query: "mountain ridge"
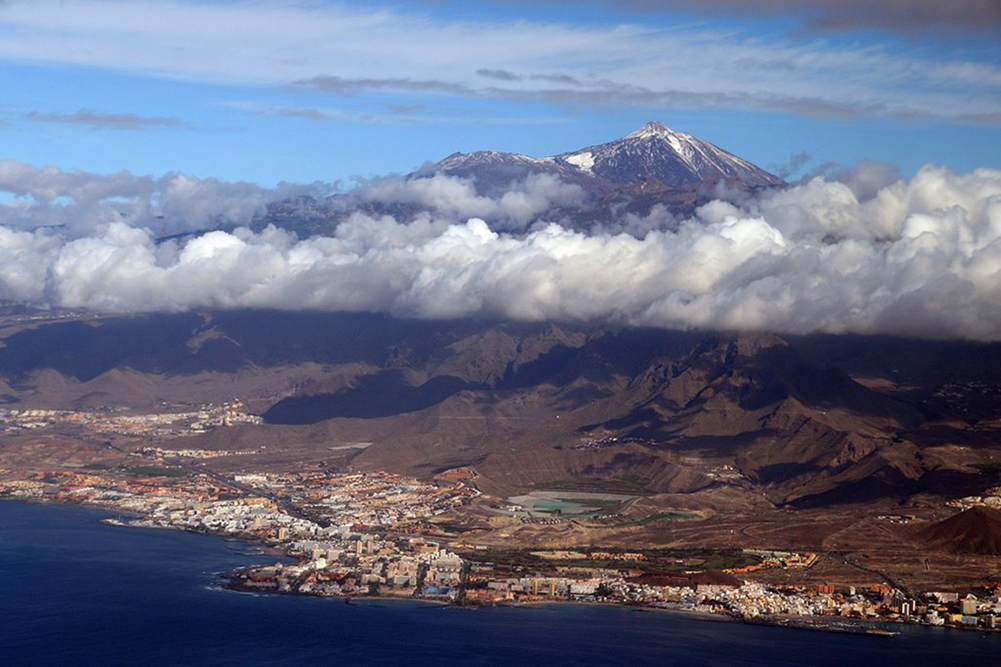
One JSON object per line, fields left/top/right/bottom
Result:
{"left": 252, "top": 121, "right": 783, "bottom": 237}
{"left": 2, "top": 310, "right": 999, "bottom": 513}
{"left": 433, "top": 120, "right": 782, "bottom": 194}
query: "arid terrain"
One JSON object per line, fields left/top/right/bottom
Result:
{"left": 2, "top": 308, "right": 1000, "bottom": 592}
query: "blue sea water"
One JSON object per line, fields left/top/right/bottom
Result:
{"left": 1, "top": 501, "right": 998, "bottom": 666}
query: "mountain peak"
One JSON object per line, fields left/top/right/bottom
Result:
{"left": 553, "top": 122, "right": 782, "bottom": 188}
{"left": 624, "top": 121, "right": 677, "bottom": 140}
{"left": 432, "top": 121, "right": 783, "bottom": 195}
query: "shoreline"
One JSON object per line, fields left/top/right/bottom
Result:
{"left": 4, "top": 496, "right": 998, "bottom": 638}
{"left": 222, "top": 584, "right": 453, "bottom": 608}
{"left": 5, "top": 495, "right": 998, "bottom": 666}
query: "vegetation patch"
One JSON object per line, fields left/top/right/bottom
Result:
{"left": 533, "top": 476, "right": 655, "bottom": 496}
{"left": 460, "top": 547, "right": 759, "bottom": 574}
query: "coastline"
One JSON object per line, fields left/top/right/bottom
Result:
{"left": 3, "top": 496, "right": 997, "bottom": 638}
{"left": 6, "top": 498, "right": 998, "bottom": 667}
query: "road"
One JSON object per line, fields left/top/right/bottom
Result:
{"left": 94, "top": 437, "right": 331, "bottom": 528}
{"left": 828, "top": 550, "right": 910, "bottom": 596}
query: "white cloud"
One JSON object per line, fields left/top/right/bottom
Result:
{"left": 355, "top": 173, "right": 583, "bottom": 226}
{"left": 0, "top": 159, "right": 328, "bottom": 236}
{"left": 0, "top": 161, "right": 999, "bottom": 341}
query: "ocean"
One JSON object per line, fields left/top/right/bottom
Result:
{"left": 0, "top": 501, "right": 996, "bottom": 666}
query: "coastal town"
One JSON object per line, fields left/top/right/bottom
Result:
{"left": 2, "top": 460, "right": 1000, "bottom": 636}
{"left": 0, "top": 402, "right": 262, "bottom": 438}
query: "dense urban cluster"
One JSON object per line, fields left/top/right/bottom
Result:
{"left": 0, "top": 465, "right": 478, "bottom": 598}
{"left": 0, "top": 401, "right": 261, "bottom": 437}
{"left": 463, "top": 576, "right": 1001, "bottom": 633}
{"left": 1, "top": 463, "right": 999, "bottom": 635}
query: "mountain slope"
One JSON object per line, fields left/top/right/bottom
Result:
{"left": 436, "top": 120, "right": 782, "bottom": 194}
{"left": 916, "top": 507, "right": 1001, "bottom": 555}
{"left": 2, "top": 310, "right": 998, "bottom": 509}
{"left": 253, "top": 122, "right": 783, "bottom": 235}
{"left": 557, "top": 121, "right": 781, "bottom": 188}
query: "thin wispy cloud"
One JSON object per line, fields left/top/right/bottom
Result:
{"left": 484, "top": 86, "right": 894, "bottom": 121}
{"left": 476, "top": 69, "right": 521, "bottom": 82}
{"left": 291, "top": 75, "right": 474, "bottom": 97}
{"left": 0, "top": 0, "right": 995, "bottom": 125}
{"left": 21, "top": 109, "right": 191, "bottom": 131}
{"left": 290, "top": 73, "right": 991, "bottom": 124}
{"left": 228, "top": 103, "right": 332, "bottom": 122}
{"left": 226, "top": 101, "right": 566, "bottom": 126}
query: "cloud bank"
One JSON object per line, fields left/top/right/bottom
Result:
{"left": 351, "top": 173, "right": 584, "bottom": 227}
{"left": 0, "top": 159, "right": 330, "bottom": 237}
{"left": 1, "top": 159, "right": 1000, "bottom": 341}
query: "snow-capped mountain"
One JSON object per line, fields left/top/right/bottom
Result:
{"left": 435, "top": 150, "right": 557, "bottom": 174}
{"left": 554, "top": 121, "right": 781, "bottom": 188}
{"left": 434, "top": 121, "right": 782, "bottom": 193}
{"left": 432, "top": 150, "right": 594, "bottom": 196}
{"left": 255, "top": 122, "right": 783, "bottom": 236}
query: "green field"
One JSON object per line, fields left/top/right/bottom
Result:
{"left": 532, "top": 476, "right": 655, "bottom": 496}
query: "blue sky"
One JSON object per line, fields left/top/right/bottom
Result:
{"left": 0, "top": 0, "right": 998, "bottom": 187}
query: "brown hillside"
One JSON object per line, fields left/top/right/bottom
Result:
{"left": 916, "top": 506, "right": 1001, "bottom": 555}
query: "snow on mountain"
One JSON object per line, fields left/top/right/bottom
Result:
{"left": 436, "top": 150, "right": 556, "bottom": 172}
{"left": 563, "top": 151, "right": 595, "bottom": 173}
{"left": 257, "top": 123, "right": 783, "bottom": 236}
{"left": 553, "top": 121, "right": 782, "bottom": 188}
{"left": 435, "top": 121, "right": 782, "bottom": 192}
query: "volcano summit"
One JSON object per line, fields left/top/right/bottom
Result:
{"left": 439, "top": 121, "right": 782, "bottom": 192}
{"left": 434, "top": 120, "right": 781, "bottom": 197}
